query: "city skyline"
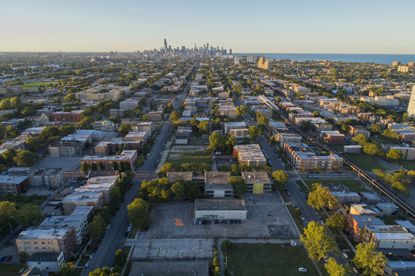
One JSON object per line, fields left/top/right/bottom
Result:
{"left": 1, "top": 0, "right": 415, "bottom": 53}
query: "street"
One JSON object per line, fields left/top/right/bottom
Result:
{"left": 82, "top": 66, "right": 195, "bottom": 275}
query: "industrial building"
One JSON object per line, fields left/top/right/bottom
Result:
{"left": 194, "top": 198, "right": 247, "bottom": 223}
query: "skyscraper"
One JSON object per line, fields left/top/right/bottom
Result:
{"left": 408, "top": 85, "right": 415, "bottom": 117}
{"left": 163, "top": 38, "right": 168, "bottom": 50}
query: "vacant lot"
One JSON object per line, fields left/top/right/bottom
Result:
{"left": 167, "top": 145, "right": 211, "bottom": 170}
{"left": 141, "top": 194, "right": 298, "bottom": 239}
{"left": 223, "top": 243, "right": 318, "bottom": 276}
{"left": 34, "top": 157, "right": 81, "bottom": 171}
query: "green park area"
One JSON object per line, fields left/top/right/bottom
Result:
{"left": 222, "top": 243, "right": 318, "bottom": 276}
{"left": 167, "top": 150, "right": 211, "bottom": 171}
{"left": 345, "top": 154, "right": 384, "bottom": 171}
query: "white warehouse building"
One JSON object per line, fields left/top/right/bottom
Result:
{"left": 194, "top": 199, "right": 247, "bottom": 224}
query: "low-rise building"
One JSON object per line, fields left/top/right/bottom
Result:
{"left": 241, "top": 171, "right": 271, "bottom": 194}
{"left": 62, "top": 191, "right": 104, "bottom": 215}
{"left": 0, "top": 175, "right": 29, "bottom": 194}
{"left": 27, "top": 252, "right": 65, "bottom": 273}
{"left": 50, "top": 110, "right": 84, "bottom": 122}
{"left": 194, "top": 199, "right": 247, "bottom": 223}
{"left": 364, "top": 225, "right": 415, "bottom": 250}
{"left": 233, "top": 144, "right": 267, "bottom": 167}
{"left": 81, "top": 150, "right": 137, "bottom": 171}
{"left": 48, "top": 141, "right": 82, "bottom": 157}
{"left": 204, "top": 171, "right": 233, "bottom": 198}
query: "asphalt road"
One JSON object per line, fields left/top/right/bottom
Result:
{"left": 82, "top": 67, "right": 195, "bottom": 275}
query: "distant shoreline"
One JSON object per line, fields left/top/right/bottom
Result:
{"left": 234, "top": 53, "right": 415, "bottom": 65}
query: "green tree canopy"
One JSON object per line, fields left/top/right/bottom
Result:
{"left": 271, "top": 170, "right": 288, "bottom": 190}
{"left": 301, "top": 221, "right": 335, "bottom": 261}
{"left": 307, "top": 183, "right": 338, "bottom": 210}
{"left": 325, "top": 257, "right": 346, "bottom": 276}
{"left": 353, "top": 242, "right": 386, "bottom": 276}
{"left": 127, "top": 198, "right": 150, "bottom": 229}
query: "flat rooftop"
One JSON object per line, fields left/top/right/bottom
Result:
{"left": 195, "top": 198, "right": 247, "bottom": 211}
{"left": 131, "top": 238, "right": 214, "bottom": 260}
{"left": 129, "top": 261, "right": 209, "bottom": 276}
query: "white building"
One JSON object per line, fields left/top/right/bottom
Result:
{"left": 194, "top": 199, "right": 247, "bottom": 223}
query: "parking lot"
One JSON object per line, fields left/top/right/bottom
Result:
{"left": 141, "top": 194, "right": 298, "bottom": 239}
{"left": 34, "top": 157, "right": 81, "bottom": 171}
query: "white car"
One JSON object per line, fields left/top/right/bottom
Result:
{"left": 298, "top": 267, "right": 307, "bottom": 273}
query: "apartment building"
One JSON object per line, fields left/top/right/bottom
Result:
{"left": 81, "top": 150, "right": 138, "bottom": 171}
{"left": 0, "top": 175, "right": 30, "bottom": 194}
{"left": 16, "top": 227, "right": 77, "bottom": 259}
{"left": 283, "top": 142, "right": 343, "bottom": 171}
{"left": 48, "top": 141, "right": 82, "bottom": 157}
{"left": 40, "top": 206, "right": 93, "bottom": 245}
{"left": 233, "top": 144, "right": 267, "bottom": 167}
{"left": 50, "top": 110, "right": 84, "bottom": 122}
{"left": 62, "top": 190, "right": 104, "bottom": 215}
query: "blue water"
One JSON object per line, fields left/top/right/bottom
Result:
{"left": 236, "top": 53, "right": 415, "bottom": 65}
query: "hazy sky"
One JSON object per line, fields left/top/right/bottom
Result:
{"left": 1, "top": 0, "right": 415, "bottom": 53}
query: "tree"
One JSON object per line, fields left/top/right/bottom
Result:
{"left": 352, "top": 133, "right": 368, "bottom": 146}
{"left": 370, "top": 124, "right": 382, "bottom": 134}
{"left": 362, "top": 142, "right": 382, "bottom": 156}
{"left": 61, "top": 262, "right": 77, "bottom": 276}
{"left": 88, "top": 215, "right": 106, "bottom": 241}
{"left": 89, "top": 267, "right": 120, "bottom": 276}
{"left": 81, "top": 163, "right": 90, "bottom": 173}
{"left": 325, "top": 257, "right": 346, "bottom": 276}
{"left": 236, "top": 105, "right": 248, "bottom": 116}
{"left": 159, "top": 162, "right": 172, "bottom": 175}
{"left": 197, "top": 120, "right": 209, "bottom": 133}
{"left": 169, "top": 111, "right": 180, "bottom": 124}
{"left": 0, "top": 201, "right": 17, "bottom": 226}
{"left": 114, "top": 249, "right": 126, "bottom": 270}
{"left": 255, "top": 111, "right": 269, "bottom": 126}
{"left": 272, "top": 170, "right": 288, "bottom": 191}
{"left": 325, "top": 213, "right": 346, "bottom": 230}
{"left": 118, "top": 123, "right": 132, "bottom": 136}
{"left": 63, "top": 93, "right": 77, "bottom": 103}
{"left": 13, "top": 150, "right": 37, "bottom": 167}
{"left": 353, "top": 242, "right": 386, "bottom": 276}
{"left": 307, "top": 183, "right": 338, "bottom": 211}
{"left": 248, "top": 125, "right": 261, "bottom": 140}
{"left": 16, "top": 204, "right": 43, "bottom": 227}
{"left": 386, "top": 148, "right": 402, "bottom": 160}
{"left": 109, "top": 186, "right": 122, "bottom": 210}
{"left": 229, "top": 176, "right": 246, "bottom": 196}
{"left": 301, "top": 221, "right": 335, "bottom": 261}
{"left": 127, "top": 198, "right": 150, "bottom": 229}
{"left": 76, "top": 115, "right": 93, "bottom": 129}
{"left": 171, "top": 181, "right": 187, "bottom": 200}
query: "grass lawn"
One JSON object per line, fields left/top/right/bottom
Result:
{"left": 345, "top": 154, "right": 383, "bottom": 171}
{"left": 0, "top": 263, "right": 24, "bottom": 273}
{"left": 303, "top": 179, "right": 368, "bottom": 192}
{"left": 167, "top": 151, "right": 211, "bottom": 168}
{"left": 223, "top": 243, "right": 318, "bottom": 276}
{"left": 22, "top": 81, "right": 56, "bottom": 88}
{"left": 396, "top": 160, "right": 415, "bottom": 170}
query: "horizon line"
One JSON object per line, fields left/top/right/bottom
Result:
{"left": 0, "top": 51, "right": 414, "bottom": 56}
